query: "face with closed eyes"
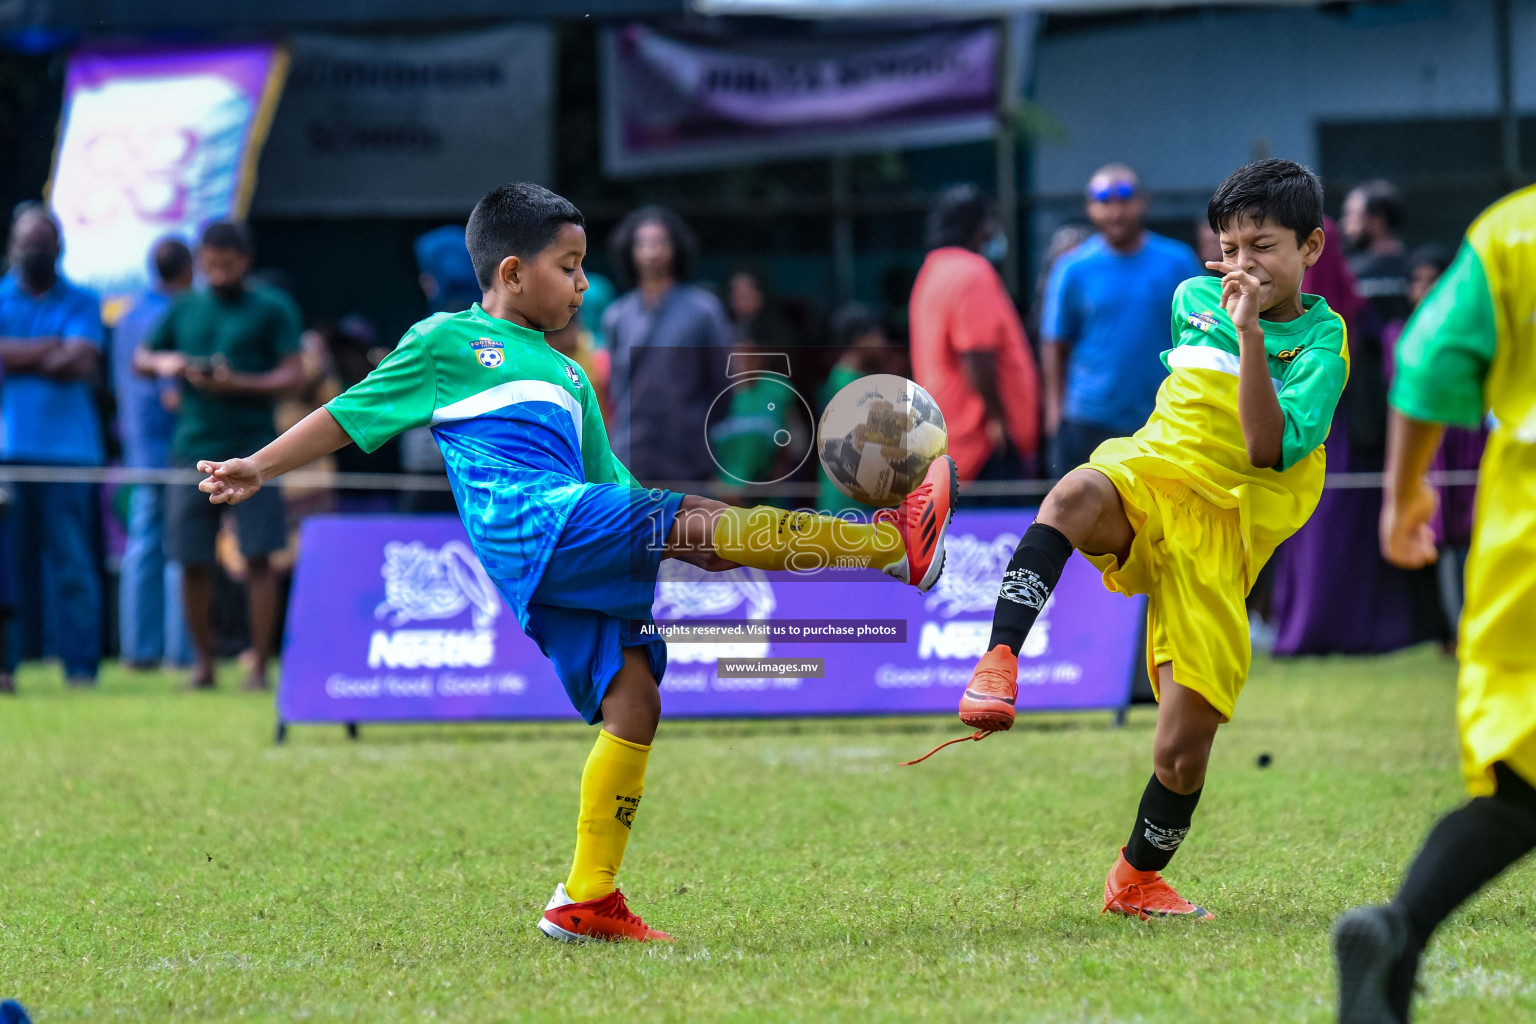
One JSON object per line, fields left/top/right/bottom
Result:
{"left": 1216, "top": 215, "right": 1325, "bottom": 316}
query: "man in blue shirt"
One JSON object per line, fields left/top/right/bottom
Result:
{"left": 0, "top": 203, "right": 104, "bottom": 687}
{"left": 112, "top": 237, "right": 195, "bottom": 670}
{"left": 1040, "top": 164, "right": 1203, "bottom": 476}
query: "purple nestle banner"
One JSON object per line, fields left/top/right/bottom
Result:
{"left": 278, "top": 512, "right": 1141, "bottom": 725}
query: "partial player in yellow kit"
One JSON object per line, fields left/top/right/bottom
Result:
{"left": 1334, "top": 184, "right": 1536, "bottom": 1024}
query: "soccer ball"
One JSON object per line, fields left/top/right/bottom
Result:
{"left": 817, "top": 374, "right": 948, "bottom": 508}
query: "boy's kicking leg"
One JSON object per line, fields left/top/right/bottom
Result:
{"left": 535, "top": 455, "right": 955, "bottom": 945}
{"left": 960, "top": 467, "right": 1223, "bottom": 919}
{"left": 959, "top": 468, "right": 1133, "bottom": 730}
{"left": 1103, "top": 665, "right": 1220, "bottom": 920}
{"left": 540, "top": 646, "right": 673, "bottom": 943}
{"left": 666, "top": 454, "right": 958, "bottom": 589}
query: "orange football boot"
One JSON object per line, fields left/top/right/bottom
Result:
{"left": 959, "top": 644, "right": 1019, "bottom": 732}
{"left": 878, "top": 454, "right": 958, "bottom": 593}
{"left": 1102, "top": 848, "right": 1214, "bottom": 920}
{"left": 538, "top": 884, "right": 674, "bottom": 943}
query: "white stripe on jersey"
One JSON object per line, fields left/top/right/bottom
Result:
{"left": 1167, "top": 344, "right": 1283, "bottom": 392}
{"left": 431, "top": 380, "right": 583, "bottom": 449}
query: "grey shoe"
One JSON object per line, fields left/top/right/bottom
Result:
{"left": 1334, "top": 904, "right": 1410, "bottom": 1024}
{"left": 64, "top": 675, "right": 97, "bottom": 689}
{"left": 0, "top": 674, "right": 13, "bottom": 695}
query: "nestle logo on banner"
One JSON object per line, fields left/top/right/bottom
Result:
{"left": 370, "top": 541, "right": 502, "bottom": 669}
{"left": 652, "top": 563, "right": 777, "bottom": 664}
{"left": 918, "top": 533, "right": 1053, "bottom": 660}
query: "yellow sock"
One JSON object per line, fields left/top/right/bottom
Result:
{"left": 565, "top": 729, "right": 650, "bottom": 903}
{"left": 712, "top": 505, "right": 903, "bottom": 573}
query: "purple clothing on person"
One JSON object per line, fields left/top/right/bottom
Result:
{"left": 1431, "top": 426, "right": 1486, "bottom": 548}
{"left": 1270, "top": 399, "right": 1423, "bottom": 655}
{"left": 1270, "top": 222, "right": 1443, "bottom": 656}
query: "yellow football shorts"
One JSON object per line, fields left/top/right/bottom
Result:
{"left": 1452, "top": 433, "right": 1536, "bottom": 796}
{"left": 1460, "top": 663, "right": 1536, "bottom": 797}
{"left": 1079, "top": 455, "right": 1250, "bottom": 722}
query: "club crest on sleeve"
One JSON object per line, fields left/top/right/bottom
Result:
{"left": 563, "top": 363, "right": 583, "bottom": 388}
{"left": 1188, "top": 311, "right": 1218, "bottom": 333}
{"left": 471, "top": 337, "right": 504, "bottom": 369}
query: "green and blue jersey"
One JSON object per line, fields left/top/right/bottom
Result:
{"left": 325, "top": 304, "right": 639, "bottom": 623}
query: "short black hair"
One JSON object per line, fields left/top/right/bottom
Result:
{"left": 1354, "top": 179, "right": 1405, "bottom": 234}
{"left": 607, "top": 205, "right": 698, "bottom": 288}
{"left": 1207, "top": 159, "right": 1324, "bottom": 247}
{"left": 201, "top": 220, "right": 253, "bottom": 255}
{"left": 926, "top": 184, "right": 994, "bottom": 251}
{"left": 151, "top": 236, "right": 192, "bottom": 284}
{"left": 466, "top": 182, "right": 585, "bottom": 291}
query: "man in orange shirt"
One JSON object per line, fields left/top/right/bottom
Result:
{"left": 909, "top": 185, "right": 1040, "bottom": 486}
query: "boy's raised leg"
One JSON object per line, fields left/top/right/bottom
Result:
{"left": 1103, "top": 667, "right": 1220, "bottom": 920}
{"left": 540, "top": 648, "right": 673, "bottom": 943}
{"left": 667, "top": 455, "right": 958, "bottom": 592}
{"left": 961, "top": 468, "right": 1134, "bottom": 731}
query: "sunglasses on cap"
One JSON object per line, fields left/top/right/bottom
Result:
{"left": 1088, "top": 181, "right": 1137, "bottom": 202}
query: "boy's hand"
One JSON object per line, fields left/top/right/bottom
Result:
{"left": 197, "top": 458, "right": 264, "bottom": 506}
{"left": 1380, "top": 479, "right": 1439, "bottom": 568}
{"left": 1205, "top": 261, "right": 1263, "bottom": 335}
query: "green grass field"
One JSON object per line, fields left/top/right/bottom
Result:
{"left": 4, "top": 647, "right": 1534, "bottom": 1023}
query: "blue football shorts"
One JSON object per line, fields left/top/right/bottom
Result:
{"left": 523, "top": 484, "right": 684, "bottom": 724}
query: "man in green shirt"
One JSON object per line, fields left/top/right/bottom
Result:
{"left": 136, "top": 221, "right": 304, "bottom": 691}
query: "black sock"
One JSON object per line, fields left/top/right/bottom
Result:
{"left": 987, "top": 523, "right": 1074, "bottom": 656}
{"left": 1124, "top": 773, "right": 1202, "bottom": 872}
{"left": 1388, "top": 762, "right": 1536, "bottom": 1017}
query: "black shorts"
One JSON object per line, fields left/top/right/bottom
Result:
{"left": 163, "top": 480, "right": 287, "bottom": 565}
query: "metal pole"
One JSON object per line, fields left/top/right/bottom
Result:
{"left": 831, "top": 152, "right": 855, "bottom": 305}
{"left": 995, "top": 17, "right": 1021, "bottom": 296}
{"left": 1496, "top": 0, "right": 1520, "bottom": 184}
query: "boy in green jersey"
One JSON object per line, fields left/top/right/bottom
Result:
{"left": 193, "top": 183, "right": 958, "bottom": 943}
{"left": 953, "top": 160, "right": 1348, "bottom": 919}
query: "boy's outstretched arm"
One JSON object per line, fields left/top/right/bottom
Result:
{"left": 1208, "top": 260, "right": 1283, "bottom": 468}
{"left": 198, "top": 408, "right": 352, "bottom": 506}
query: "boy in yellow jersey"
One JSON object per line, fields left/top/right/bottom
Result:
{"left": 192, "top": 183, "right": 958, "bottom": 943}
{"left": 1333, "top": 185, "right": 1536, "bottom": 1023}
{"left": 957, "top": 160, "right": 1348, "bottom": 918}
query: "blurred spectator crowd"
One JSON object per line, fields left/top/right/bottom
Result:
{"left": 0, "top": 168, "right": 1479, "bottom": 691}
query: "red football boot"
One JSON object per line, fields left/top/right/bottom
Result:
{"left": 538, "top": 884, "right": 674, "bottom": 943}
{"left": 878, "top": 454, "right": 958, "bottom": 593}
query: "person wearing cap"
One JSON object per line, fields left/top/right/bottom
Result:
{"left": 1040, "top": 164, "right": 1203, "bottom": 476}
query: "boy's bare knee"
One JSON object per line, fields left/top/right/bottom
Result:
{"left": 601, "top": 649, "right": 662, "bottom": 745}
{"left": 1045, "top": 469, "right": 1112, "bottom": 515}
{"left": 1153, "top": 737, "right": 1211, "bottom": 794}
{"left": 1039, "top": 469, "right": 1116, "bottom": 542}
